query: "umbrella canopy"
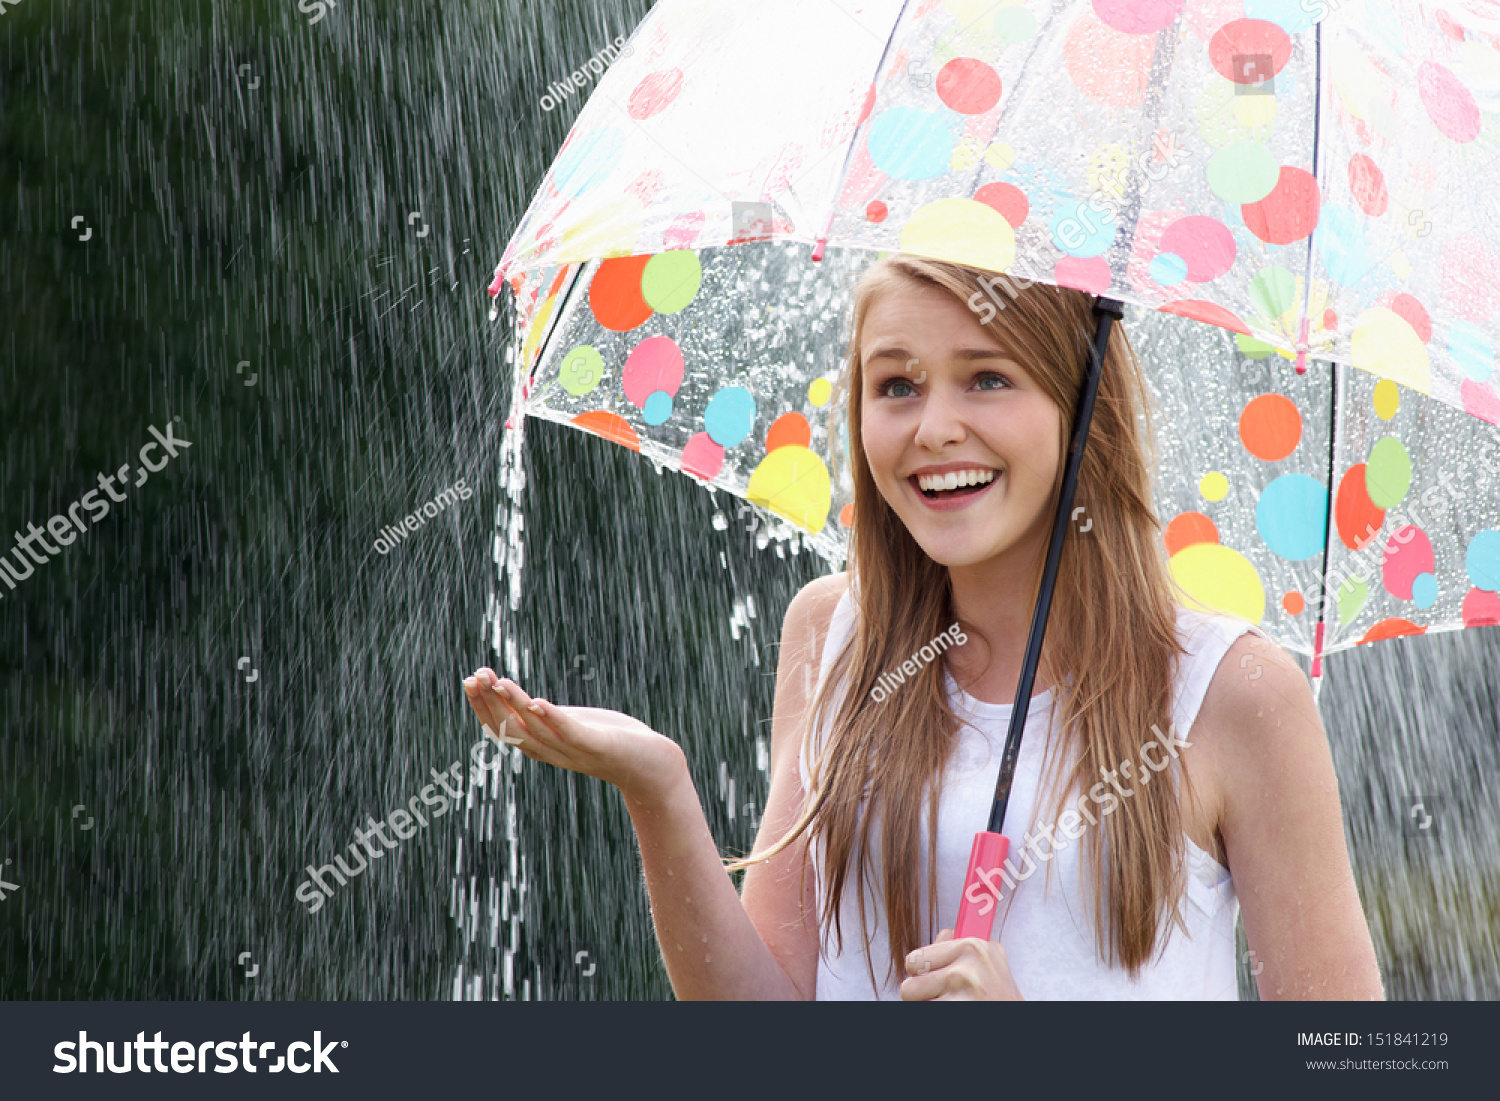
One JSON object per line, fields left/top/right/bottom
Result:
{"left": 496, "top": 0, "right": 1500, "bottom": 421}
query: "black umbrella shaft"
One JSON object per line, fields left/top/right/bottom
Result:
{"left": 986, "top": 297, "right": 1124, "bottom": 835}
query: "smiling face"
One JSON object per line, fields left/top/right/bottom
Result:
{"left": 858, "top": 281, "right": 1066, "bottom": 571}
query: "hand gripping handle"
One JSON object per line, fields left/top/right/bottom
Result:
{"left": 954, "top": 830, "right": 1010, "bottom": 941}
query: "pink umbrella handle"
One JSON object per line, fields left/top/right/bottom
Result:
{"left": 955, "top": 831, "right": 1010, "bottom": 941}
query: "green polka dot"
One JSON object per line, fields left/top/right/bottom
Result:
{"left": 1206, "top": 141, "right": 1279, "bottom": 204}
{"left": 1337, "top": 575, "right": 1368, "bottom": 626}
{"left": 1366, "top": 436, "right": 1412, "bottom": 509}
{"left": 1236, "top": 333, "right": 1276, "bottom": 358}
{"left": 1250, "top": 266, "right": 1297, "bottom": 320}
{"left": 559, "top": 345, "right": 604, "bottom": 397}
{"left": 641, "top": 251, "right": 702, "bottom": 314}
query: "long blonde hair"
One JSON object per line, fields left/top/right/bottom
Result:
{"left": 727, "top": 255, "right": 1189, "bottom": 986}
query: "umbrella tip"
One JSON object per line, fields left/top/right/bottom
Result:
{"left": 1294, "top": 347, "right": 1308, "bottom": 374}
{"left": 811, "top": 238, "right": 827, "bottom": 262}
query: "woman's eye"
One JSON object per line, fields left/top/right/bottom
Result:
{"left": 976, "top": 372, "right": 1010, "bottom": 390}
{"left": 878, "top": 378, "right": 915, "bottom": 398}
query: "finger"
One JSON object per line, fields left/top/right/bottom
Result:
{"left": 935, "top": 928, "right": 954, "bottom": 943}
{"left": 904, "top": 939, "right": 966, "bottom": 976}
{"left": 486, "top": 677, "right": 569, "bottom": 753}
{"left": 899, "top": 966, "right": 954, "bottom": 1002}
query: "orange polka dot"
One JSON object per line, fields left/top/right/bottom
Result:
{"left": 766, "top": 412, "right": 812, "bottom": 453}
{"left": 838, "top": 503, "right": 854, "bottom": 527}
{"left": 589, "top": 256, "right": 653, "bottom": 331}
{"left": 1239, "top": 393, "right": 1302, "bottom": 462}
{"left": 570, "top": 410, "right": 640, "bottom": 451}
{"left": 1163, "top": 511, "right": 1219, "bottom": 557}
{"left": 1282, "top": 591, "right": 1305, "bottom": 615}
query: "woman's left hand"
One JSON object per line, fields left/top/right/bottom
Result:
{"left": 899, "top": 929, "right": 1025, "bottom": 1001}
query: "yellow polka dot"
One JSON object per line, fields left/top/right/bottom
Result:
{"left": 1373, "top": 379, "right": 1399, "bottom": 420}
{"left": 1351, "top": 308, "right": 1431, "bottom": 394}
{"left": 950, "top": 138, "right": 983, "bottom": 173}
{"left": 1233, "top": 93, "right": 1277, "bottom": 129}
{"left": 900, "top": 198, "right": 1015, "bottom": 275}
{"left": 1199, "top": 471, "right": 1229, "bottom": 501}
{"left": 747, "top": 446, "right": 832, "bottom": 536}
{"left": 1169, "top": 544, "right": 1266, "bottom": 625}
{"left": 808, "top": 378, "right": 833, "bottom": 407}
{"left": 984, "top": 142, "right": 1017, "bottom": 173}
{"left": 1388, "top": 250, "right": 1412, "bottom": 281}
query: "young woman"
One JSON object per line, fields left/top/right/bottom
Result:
{"left": 462, "top": 255, "right": 1384, "bottom": 1001}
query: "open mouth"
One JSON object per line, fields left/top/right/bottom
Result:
{"left": 908, "top": 470, "right": 999, "bottom": 502}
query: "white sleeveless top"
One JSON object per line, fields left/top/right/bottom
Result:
{"left": 798, "top": 587, "right": 1271, "bottom": 1000}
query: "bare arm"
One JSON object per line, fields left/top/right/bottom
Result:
{"left": 462, "top": 572, "right": 845, "bottom": 1000}
{"left": 1198, "top": 634, "right": 1385, "bottom": 1000}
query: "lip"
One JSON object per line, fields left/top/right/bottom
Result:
{"left": 908, "top": 471, "right": 999, "bottom": 512}
{"left": 908, "top": 461, "right": 1000, "bottom": 477}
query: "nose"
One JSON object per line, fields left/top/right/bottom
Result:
{"left": 912, "top": 385, "right": 967, "bottom": 453}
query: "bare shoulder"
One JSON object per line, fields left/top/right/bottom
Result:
{"left": 1196, "top": 629, "right": 1323, "bottom": 764}
{"left": 780, "top": 571, "right": 849, "bottom": 656}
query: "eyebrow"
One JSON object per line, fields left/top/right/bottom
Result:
{"left": 863, "top": 346, "right": 1016, "bottom": 366}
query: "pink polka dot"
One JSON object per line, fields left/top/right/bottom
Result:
{"left": 1388, "top": 293, "right": 1432, "bottom": 343}
{"left": 937, "top": 58, "right": 1002, "bottom": 114}
{"left": 1382, "top": 526, "right": 1434, "bottom": 601}
{"left": 681, "top": 432, "right": 725, "bottom": 481}
{"left": 1441, "top": 237, "right": 1500, "bottom": 323}
{"left": 623, "top": 336, "right": 685, "bottom": 409}
{"left": 1462, "top": 587, "right": 1500, "bottom": 628}
{"left": 1418, "top": 61, "right": 1481, "bottom": 143}
{"left": 1054, "top": 255, "right": 1112, "bottom": 294}
{"left": 973, "top": 182, "right": 1028, "bottom": 227}
{"left": 1347, "top": 154, "right": 1388, "bottom": 217}
{"left": 663, "top": 211, "right": 704, "bottom": 250}
{"left": 866, "top": 200, "right": 889, "bottom": 223}
{"left": 1091, "top": 0, "right": 1183, "bottom": 35}
{"left": 1242, "top": 167, "right": 1321, "bottom": 245}
{"left": 1065, "top": 13, "right": 1154, "bottom": 108}
{"left": 628, "top": 69, "right": 684, "bottom": 120}
{"left": 1461, "top": 379, "right": 1500, "bottom": 424}
{"left": 626, "top": 170, "right": 664, "bottom": 205}
{"left": 1157, "top": 216, "right": 1236, "bottom": 283}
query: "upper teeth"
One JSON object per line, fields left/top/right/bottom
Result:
{"left": 917, "top": 469, "right": 996, "bottom": 492}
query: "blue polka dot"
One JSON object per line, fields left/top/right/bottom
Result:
{"left": 1312, "top": 204, "right": 1370, "bottom": 288}
{"left": 1149, "top": 252, "right": 1188, "bottom": 287}
{"left": 1255, "top": 474, "right": 1328, "bottom": 561}
{"left": 1448, "top": 321, "right": 1494, "bottom": 382}
{"left": 643, "top": 390, "right": 673, "bottom": 426}
{"left": 1243, "top": 0, "right": 1321, "bottom": 34}
{"left": 704, "top": 386, "right": 757, "bottom": 448}
{"left": 1411, "top": 572, "right": 1438, "bottom": 609}
{"left": 552, "top": 128, "right": 625, "bottom": 197}
{"left": 1050, "top": 201, "right": 1115, "bottom": 259}
{"left": 867, "top": 107, "right": 961, "bottom": 181}
{"left": 1467, "top": 529, "right": 1500, "bottom": 592}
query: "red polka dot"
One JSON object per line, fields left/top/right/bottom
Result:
{"left": 936, "top": 58, "right": 1002, "bottom": 114}
{"left": 1389, "top": 293, "right": 1432, "bottom": 343}
{"left": 1159, "top": 299, "right": 1251, "bottom": 335}
{"left": 1335, "top": 464, "right": 1386, "bottom": 552}
{"left": 866, "top": 200, "right": 889, "bottom": 223}
{"left": 628, "top": 69, "right": 684, "bottom": 120}
{"left": 1239, "top": 393, "right": 1302, "bottom": 461}
{"left": 1282, "top": 592, "right": 1305, "bottom": 615}
{"left": 626, "top": 169, "right": 665, "bottom": 205}
{"left": 1208, "top": 19, "right": 1292, "bottom": 85}
{"left": 1158, "top": 216, "right": 1236, "bottom": 283}
{"left": 1347, "top": 154, "right": 1388, "bottom": 217}
{"left": 589, "top": 256, "right": 653, "bottom": 331}
{"left": 974, "top": 182, "right": 1028, "bottom": 227}
{"left": 765, "top": 412, "right": 812, "bottom": 453}
{"left": 1163, "top": 511, "right": 1218, "bottom": 557}
{"left": 1242, "top": 167, "right": 1321, "bottom": 245}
